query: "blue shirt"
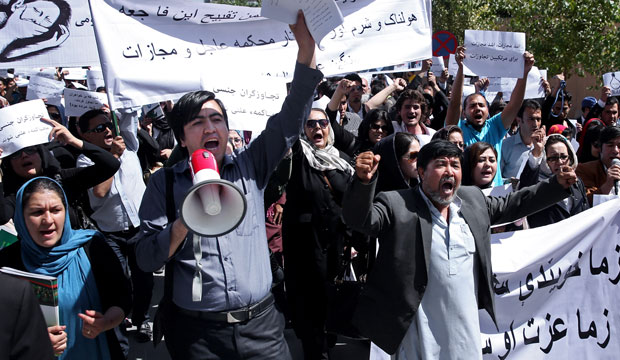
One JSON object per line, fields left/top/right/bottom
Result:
{"left": 500, "top": 132, "right": 532, "bottom": 180}
{"left": 136, "top": 63, "right": 323, "bottom": 311}
{"left": 459, "top": 113, "right": 508, "bottom": 186}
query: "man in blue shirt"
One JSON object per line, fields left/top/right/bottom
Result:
{"left": 500, "top": 99, "right": 542, "bottom": 180}
{"left": 445, "top": 46, "right": 535, "bottom": 186}
{"left": 135, "top": 12, "right": 321, "bottom": 360}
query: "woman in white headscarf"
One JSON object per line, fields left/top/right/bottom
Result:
{"left": 519, "top": 133, "right": 589, "bottom": 228}
{"left": 282, "top": 108, "right": 356, "bottom": 359}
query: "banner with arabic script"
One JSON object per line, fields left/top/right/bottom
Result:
{"left": 89, "top": 0, "right": 432, "bottom": 109}
{"left": 0, "top": 0, "right": 99, "bottom": 67}
{"left": 480, "top": 198, "right": 620, "bottom": 359}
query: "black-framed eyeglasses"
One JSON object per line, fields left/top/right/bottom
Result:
{"left": 306, "top": 119, "right": 329, "bottom": 129}
{"left": 370, "top": 123, "right": 389, "bottom": 132}
{"left": 403, "top": 151, "right": 419, "bottom": 162}
{"left": 86, "top": 122, "right": 113, "bottom": 134}
{"left": 8, "top": 145, "right": 38, "bottom": 160}
{"left": 49, "top": 113, "right": 62, "bottom": 121}
{"left": 546, "top": 154, "right": 569, "bottom": 163}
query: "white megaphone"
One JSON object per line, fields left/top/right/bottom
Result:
{"left": 180, "top": 149, "right": 247, "bottom": 237}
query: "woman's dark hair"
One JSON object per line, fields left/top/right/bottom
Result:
{"left": 394, "top": 132, "right": 418, "bottom": 159}
{"left": 168, "top": 91, "right": 228, "bottom": 148}
{"left": 77, "top": 109, "right": 108, "bottom": 133}
{"left": 462, "top": 141, "right": 496, "bottom": 186}
{"left": 577, "top": 120, "right": 604, "bottom": 163}
{"left": 357, "top": 108, "right": 394, "bottom": 144}
{"left": 431, "top": 125, "right": 463, "bottom": 142}
{"left": 22, "top": 177, "right": 66, "bottom": 210}
{"left": 417, "top": 140, "right": 462, "bottom": 172}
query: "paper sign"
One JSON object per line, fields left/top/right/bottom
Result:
{"left": 539, "top": 69, "right": 547, "bottom": 81}
{"left": 430, "top": 56, "right": 445, "bottom": 76}
{"left": 261, "top": 0, "right": 344, "bottom": 46}
{"left": 448, "top": 53, "right": 476, "bottom": 77}
{"left": 87, "top": 70, "right": 105, "bottom": 91}
{"left": 63, "top": 67, "right": 88, "bottom": 80}
{"left": 64, "top": 89, "right": 108, "bottom": 117}
{"left": 603, "top": 71, "right": 620, "bottom": 96}
{"left": 0, "top": 100, "right": 52, "bottom": 158}
{"left": 200, "top": 74, "right": 287, "bottom": 133}
{"left": 26, "top": 75, "right": 65, "bottom": 102}
{"left": 485, "top": 66, "right": 545, "bottom": 102}
{"left": 463, "top": 30, "right": 525, "bottom": 78}
{"left": 524, "top": 66, "right": 545, "bottom": 99}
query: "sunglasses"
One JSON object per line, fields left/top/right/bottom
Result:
{"left": 306, "top": 119, "right": 329, "bottom": 129}
{"left": 86, "top": 122, "right": 114, "bottom": 134}
{"left": 546, "top": 154, "right": 569, "bottom": 163}
{"left": 351, "top": 85, "right": 363, "bottom": 92}
{"left": 403, "top": 151, "right": 419, "bottom": 162}
{"left": 49, "top": 113, "right": 62, "bottom": 121}
{"left": 370, "top": 123, "right": 389, "bottom": 132}
{"left": 9, "top": 146, "right": 38, "bottom": 160}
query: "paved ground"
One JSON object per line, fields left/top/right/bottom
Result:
{"left": 126, "top": 273, "right": 370, "bottom": 360}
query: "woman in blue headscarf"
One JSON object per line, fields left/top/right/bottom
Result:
{"left": 0, "top": 177, "right": 130, "bottom": 359}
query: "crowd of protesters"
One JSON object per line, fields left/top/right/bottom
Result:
{"left": 0, "top": 12, "right": 618, "bottom": 360}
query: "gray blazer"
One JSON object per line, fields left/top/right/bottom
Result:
{"left": 342, "top": 176, "right": 569, "bottom": 354}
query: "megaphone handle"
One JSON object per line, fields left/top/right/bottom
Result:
{"left": 192, "top": 234, "right": 203, "bottom": 302}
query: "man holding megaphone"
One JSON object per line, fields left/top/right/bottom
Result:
{"left": 135, "top": 11, "right": 322, "bottom": 360}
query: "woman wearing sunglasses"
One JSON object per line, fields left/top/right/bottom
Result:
{"left": 0, "top": 118, "right": 119, "bottom": 228}
{"left": 519, "top": 133, "right": 589, "bottom": 228}
{"left": 282, "top": 108, "right": 356, "bottom": 359}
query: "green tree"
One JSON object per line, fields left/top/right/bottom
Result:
{"left": 433, "top": 0, "right": 620, "bottom": 78}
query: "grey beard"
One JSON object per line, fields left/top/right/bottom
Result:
{"left": 428, "top": 189, "right": 455, "bottom": 207}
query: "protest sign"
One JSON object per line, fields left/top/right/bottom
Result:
{"left": 463, "top": 30, "right": 525, "bottom": 78}
{"left": 0, "top": 100, "right": 52, "bottom": 158}
{"left": 87, "top": 69, "right": 105, "bottom": 91}
{"left": 484, "top": 66, "right": 545, "bottom": 102}
{"left": 64, "top": 89, "right": 108, "bottom": 117}
{"left": 261, "top": 0, "right": 343, "bottom": 46}
{"left": 0, "top": 0, "right": 99, "bottom": 68}
{"left": 26, "top": 76, "right": 66, "bottom": 102}
{"left": 63, "top": 67, "right": 88, "bottom": 80}
{"left": 481, "top": 199, "right": 620, "bottom": 359}
{"left": 603, "top": 71, "right": 620, "bottom": 96}
{"left": 430, "top": 56, "right": 445, "bottom": 76}
{"left": 90, "top": 0, "right": 433, "bottom": 109}
{"left": 200, "top": 75, "right": 288, "bottom": 133}
{"left": 448, "top": 53, "right": 476, "bottom": 77}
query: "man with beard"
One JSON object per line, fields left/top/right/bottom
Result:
{"left": 500, "top": 99, "right": 542, "bottom": 180}
{"left": 446, "top": 46, "right": 535, "bottom": 186}
{"left": 342, "top": 140, "right": 577, "bottom": 358}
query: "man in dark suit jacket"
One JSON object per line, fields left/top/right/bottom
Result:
{"left": 342, "top": 140, "right": 577, "bottom": 356}
{"left": 0, "top": 272, "right": 54, "bottom": 360}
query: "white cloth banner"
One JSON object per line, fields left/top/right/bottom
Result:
{"left": 480, "top": 198, "right": 620, "bottom": 359}
{"left": 0, "top": 100, "right": 52, "bottom": 158}
{"left": 89, "top": 0, "right": 433, "bottom": 109}
{"left": 603, "top": 71, "right": 620, "bottom": 97}
{"left": 464, "top": 30, "right": 525, "bottom": 78}
{"left": 0, "top": 0, "right": 99, "bottom": 68}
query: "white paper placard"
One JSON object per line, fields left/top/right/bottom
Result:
{"left": 464, "top": 30, "right": 525, "bottom": 78}
{"left": 25, "top": 76, "right": 65, "bottom": 102}
{"left": 64, "top": 89, "right": 109, "bottom": 117}
{"left": 602, "top": 71, "right": 620, "bottom": 96}
{"left": 87, "top": 70, "right": 105, "bottom": 91}
{"left": 0, "top": 100, "right": 52, "bottom": 158}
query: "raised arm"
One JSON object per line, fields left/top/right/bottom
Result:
{"left": 500, "top": 52, "right": 535, "bottom": 129}
{"left": 444, "top": 46, "right": 466, "bottom": 126}
{"left": 365, "top": 78, "right": 406, "bottom": 110}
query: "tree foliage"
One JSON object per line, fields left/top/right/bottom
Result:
{"left": 433, "top": 0, "right": 620, "bottom": 78}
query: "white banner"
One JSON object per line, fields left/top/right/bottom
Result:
{"left": 25, "top": 75, "right": 66, "bottom": 102}
{"left": 480, "top": 199, "right": 620, "bottom": 359}
{"left": 603, "top": 71, "right": 620, "bottom": 97}
{"left": 200, "top": 76, "right": 288, "bottom": 133}
{"left": 87, "top": 69, "right": 105, "bottom": 90}
{"left": 89, "top": 0, "right": 433, "bottom": 109}
{"left": 64, "top": 88, "right": 108, "bottom": 116}
{"left": 464, "top": 30, "right": 525, "bottom": 78}
{"left": 0, "top": 0, "right": 99, "bottom": 68}
{"left": 0, "top": 100, "right": 52, "bottom": 158}
{"left": 484, "top": 66, "right": 545, "bottom": 102}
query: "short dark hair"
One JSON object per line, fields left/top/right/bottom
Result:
{"left": 432, "top": 125, "right": 463, "bottom": 142}
{"left": 394, "top": 89, "right": 427, "bottom": 123}
{"left": 599, "top": 125, "right": 620, "bottom": 146}
{"left": 22, "top": 177, "right": 66, "bottom": 210}
{"left": 344, "top": 73, "right": 362, "bottom": 84}
{"left": 78, "top": 109, "right": 108, "bottom": 133}
{"left": 462, "top": 93, "right": 489, "bottom": 112}
{"left": 517, "top": 99, "right": 542, "bottom": 118}
{"left": 607, "top": 96, "right": 619, "bottom": 107}
{"left": 168, "top": 91, "right": 229, "bottom": 147}
{"left": 417, "top": 140, "right": 463, "bottom": 172}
